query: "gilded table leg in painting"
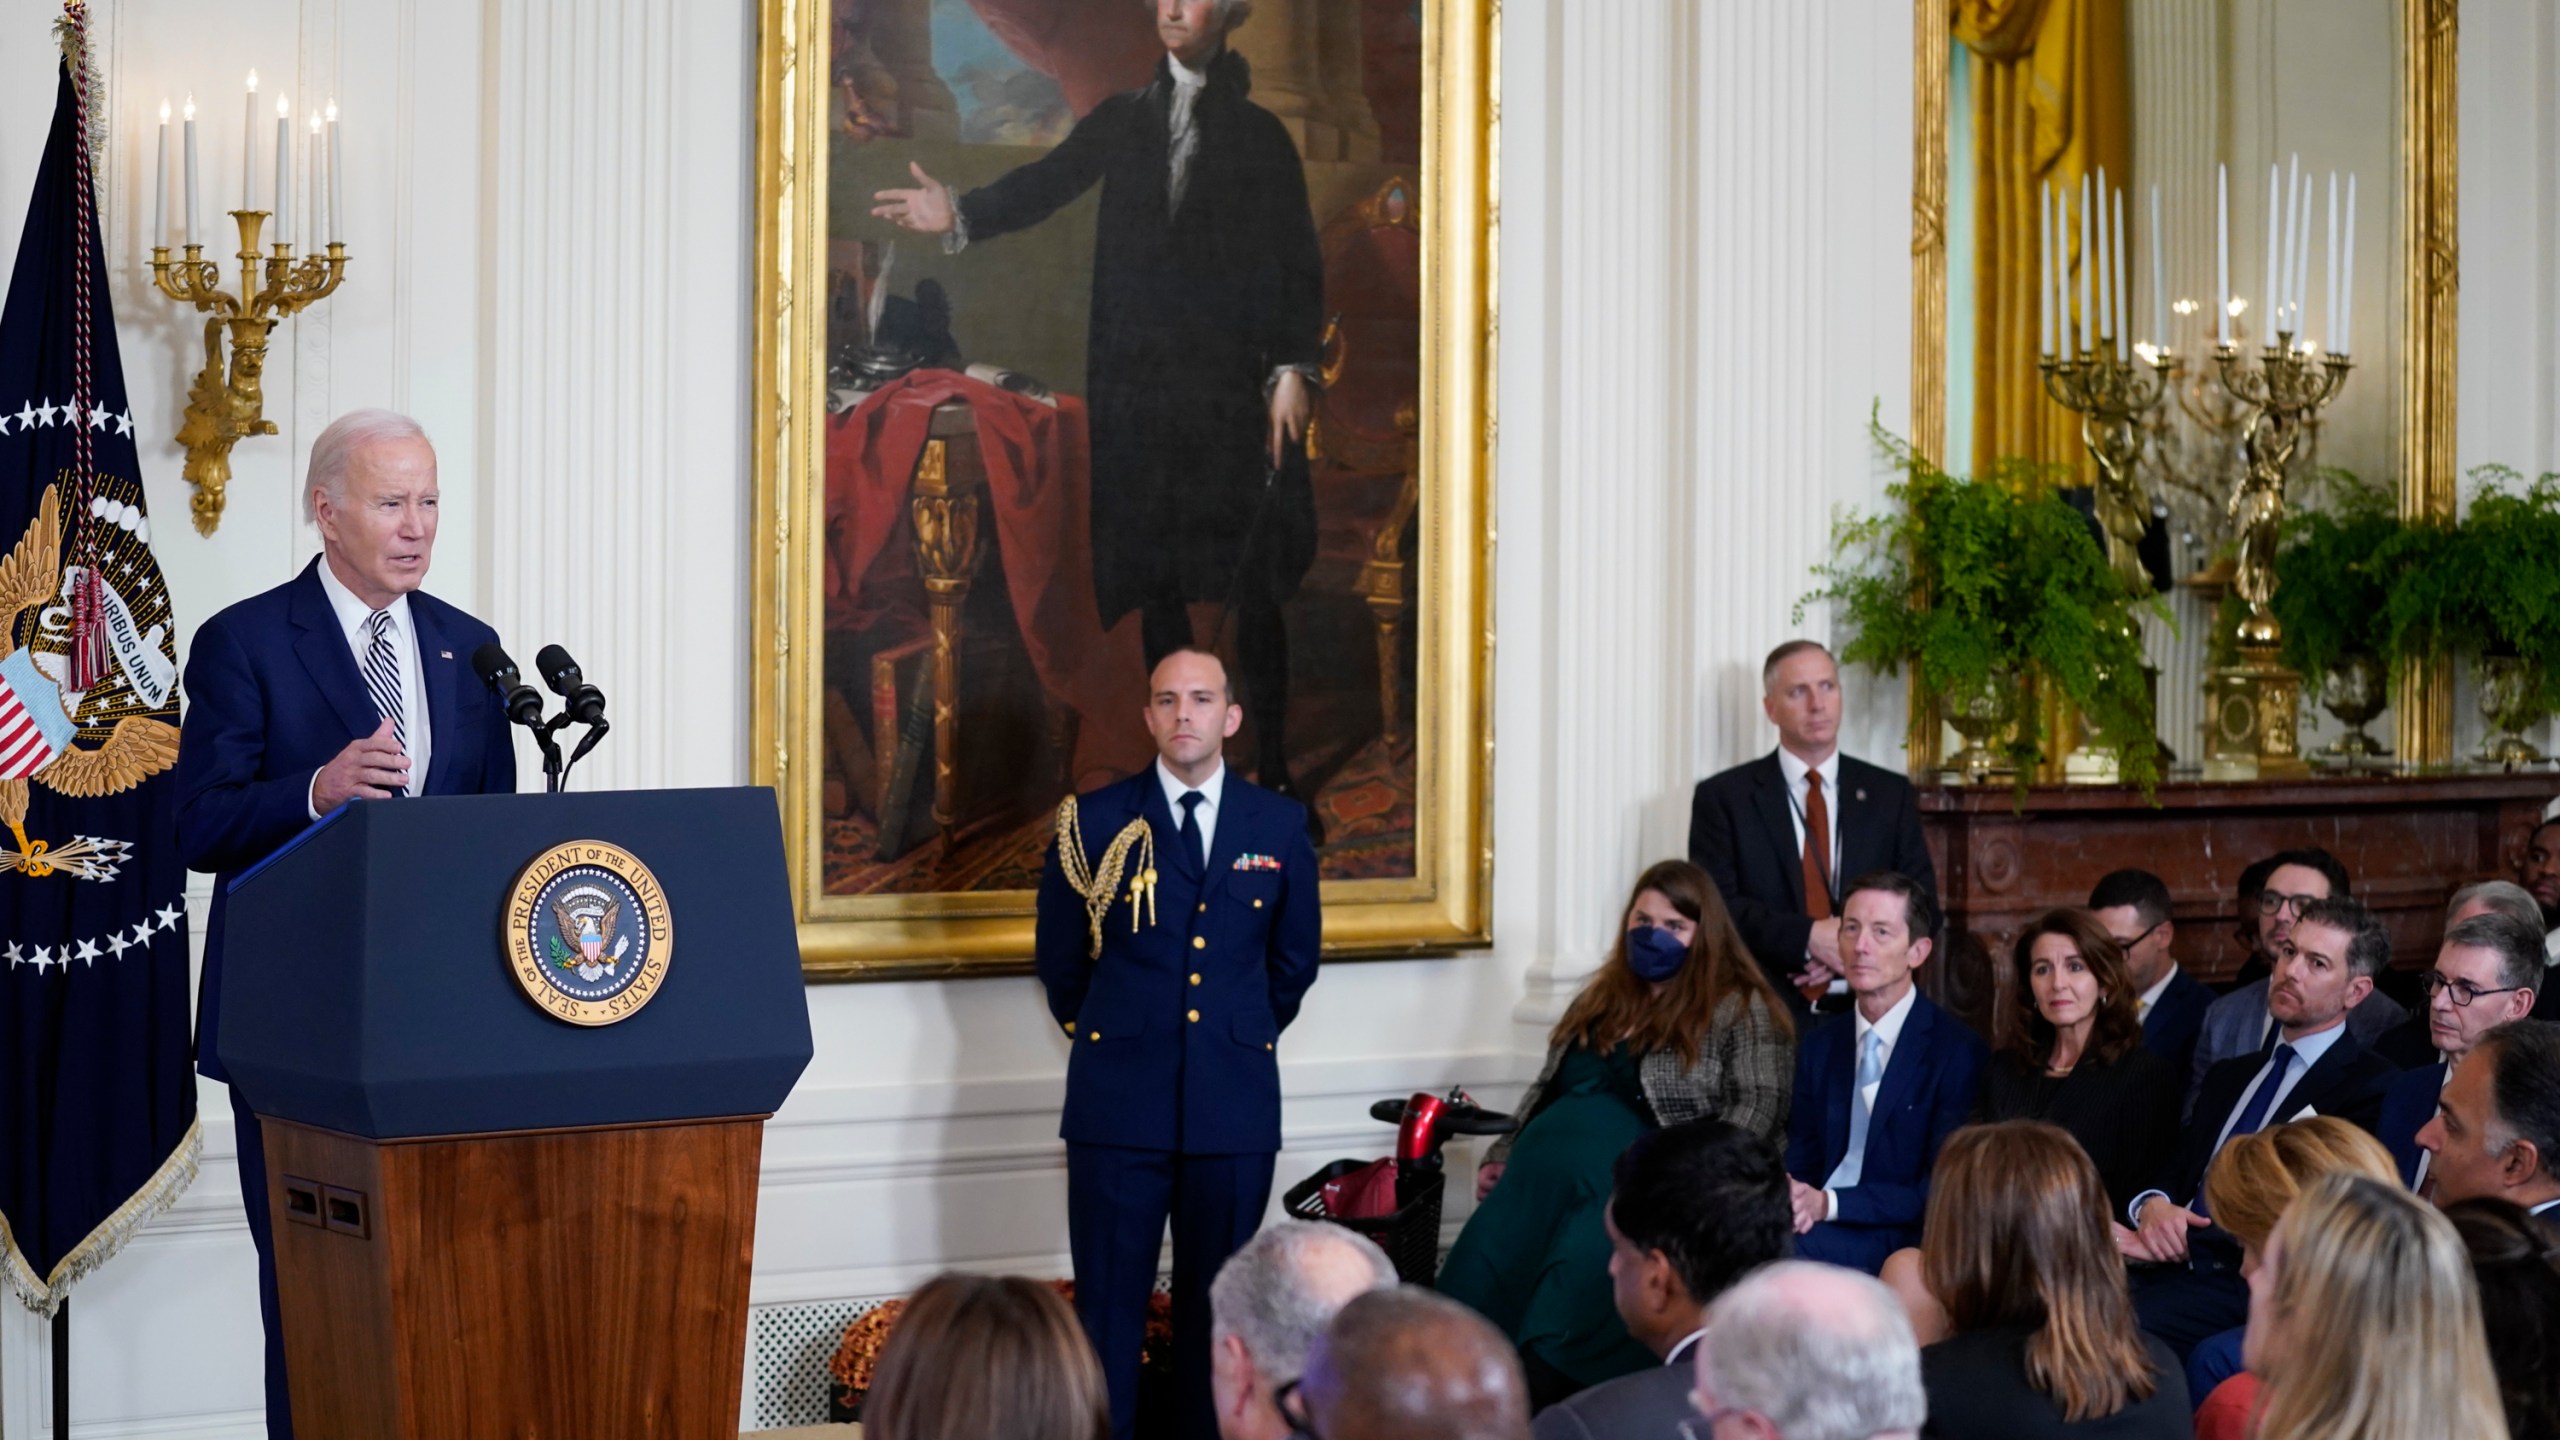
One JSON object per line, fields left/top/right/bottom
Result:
{"left": 908, "top": 410, "right": 987, "bottom": 849}
{"left": 1353, "top": 467, "right": 1418, "bottom": 745}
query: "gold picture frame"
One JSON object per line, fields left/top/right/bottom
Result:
{"left": 751, "top": 0, "right": 1498, "bottom": 979}
{"left": 1906, "top": 0, "right": 2458, "bottom": 768}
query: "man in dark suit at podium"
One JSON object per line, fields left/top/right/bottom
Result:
{"left": 1689, "top": 640, "right": 1936, "bottom": 1017}
{"left": 173, "top": 409, "right": 517, "bottom": 1440}
{"left": 1036, "top": 646, "right": 1322, "bottom": 1440}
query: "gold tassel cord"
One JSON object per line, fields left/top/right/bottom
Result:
{"left": 1053, "top": 797, "right": 1156, "bottom": 958}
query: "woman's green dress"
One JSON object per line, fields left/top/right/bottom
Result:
{"left": 1436, "top": 1043, "right": 1659, "bottom": 1389}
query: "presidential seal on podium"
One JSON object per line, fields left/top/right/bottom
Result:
{"left": 503, "top": 839, "right": 675, "bottom": 1025}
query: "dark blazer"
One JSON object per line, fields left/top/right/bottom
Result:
{"left": 2186, "top": 978, "right": 2407, "bottom": 1117}
{"left": 1034, "top": 767, "right": 1321, "bottom": 1155}
{"left": 175, "top": 559, "right": 516, "bottom": 1083}
{"left": 1529, "top": 1353, "right": 1695, "bottom": 1440}
{"left": 1975, "top": 1046, "right": 2182, "bottom": 1216}
{"left": 2158, "top": 1026, "right": 2399, "bottom": 1208}
{"left": 2140, "top": 967, "right": 2213, "bottom": 1079}
{"left": 1688, "top": 750, "right": 1937, "bottom": 1009}
{"left": 1786, "top": 991, "right": 1987, "bottom": 1268}
{"left": 2377, "top": 1061, "right": 2445, "bottom": 1188}
{"left": 1921, "top": 1327, "right": 2192, "bottom": 1440}
{"left": 957, "top": 50, "right": 1323, "bottom": 622}
{"left": 2370, "top": 1016, "right": 2441, "bottom": 1070}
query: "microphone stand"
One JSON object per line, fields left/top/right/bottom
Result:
{"left": 533, "top": 711, "right": 573, "bottom": 794}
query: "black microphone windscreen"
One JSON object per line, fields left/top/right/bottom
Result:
{"left": 472, "top": 643, "right": 519, "bottom": 690}
{"left": 535, "top": 644, "right": 581, "bottom": 695}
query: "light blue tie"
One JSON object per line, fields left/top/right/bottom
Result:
{"left": 1826, "top": 1028, "right": 1885, "bottom": 1192}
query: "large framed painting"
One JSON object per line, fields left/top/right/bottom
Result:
{"left": 753, "top": 0, "right": 1495, "bottom": 978}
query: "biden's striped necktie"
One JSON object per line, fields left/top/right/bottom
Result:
{"left": 362, "top": 608, "right": 406, "bottom": 755}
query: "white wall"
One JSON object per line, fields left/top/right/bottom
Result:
{"left": 37, "top": 0, "right": 2516, "bottom": 1432}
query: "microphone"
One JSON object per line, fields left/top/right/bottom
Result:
{"left": 535, "top": 644, "right": 607, "bottom": 726}
{"left": 471, "top": 644, "right": 546, "bottom": 727}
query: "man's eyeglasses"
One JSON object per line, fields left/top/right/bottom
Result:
{"left": 2422, "top": 970, "right": 2527, "bottom": 1008}
{"left": 2109, "top": 920, "right": 2166, "bottom": 952}
{"left": 1273, "top": 1379, "right": 1321, "bottom": 1440}
{"left": 2255, "top": 890, "right": 2319, "bottom": 919}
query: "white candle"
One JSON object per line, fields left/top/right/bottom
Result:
{"left": 2285, "top": 154, "right": 2303, "bottom": 332}
{"left": 2263, "top": 163, "right": 2280, "bottom": 346}
{"left": 242, "top": 71, "right": 258, "bottom": 211}
{"left": 2112, "top": 187, "right": 2130, "bottom": 359}
{"left": 2039, "top": 182, "right": 2054, "bottom": 358}
{"left": 2150, "top": 183, "right": 2166, "bottom": 351}
{"left": 153, "top": 102, "right": 169, "bottom": 247}
{"left": 274, "top": 96, "right": 292, "bottom": 247}
{"left": 2217, "top": 164, "right": 2231, "bottom": 347}
{"left": 2291, "top": 168, "right": 2312, "bottom": 334}
{"left": 327, "top": 101, "right": 342, "bottom": 244}
{"left": 2325, "top": 172, "right": 2339, "bottom": 351}
{"left": 183, "top": 96, "right": 198, "bottom": 247}
{"left": 2340, "top": 173, "right": 2357, "bottom": 355}
{"left": 2095, "top": 167, "right": 2112, "bottom": 341}
{"left": 2058, "top": 185, "right": 2075, "bottom": 362}
{"left": 308, "top": 112, "right": 323, "bottom": 248}
{"left": 2080, "top": 174, "right": 2095, "bottom": 354}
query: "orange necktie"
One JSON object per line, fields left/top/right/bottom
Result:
{"left": 1799, "top": 772, "right": 1833, "bottom": 1003}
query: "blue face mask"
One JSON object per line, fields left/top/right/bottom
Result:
{"left": 1624, "top": 923, "right": 1689, "bottom": 983}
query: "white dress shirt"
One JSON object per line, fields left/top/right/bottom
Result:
{"left": 1664, "top": 1329, "right": 1706, "bottom": 1367}
{"left": 2136, "top": 963, "right": 2181, "bottom": 1022}
{"left": 1165, "top": 49, "right": 1209, "bottom": 212}
{"left": 1825, "top": 984, "right": 1918, "bottom": 1216}
{"left": 2130, "top": 1016, "right": 2348, "bottom": 1223}
{"left": 307, "top": 558, "right": 430, "bottom": 816}
{"left": 1155, "top": 757, "right": 1225, "bottom": 860}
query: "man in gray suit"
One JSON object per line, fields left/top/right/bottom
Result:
{"left": 2187, "top": 847, "right": 2405, "bottom": 1116}
{"left": 1532, "top": 1121, "right": 1793, "bottom": 1440}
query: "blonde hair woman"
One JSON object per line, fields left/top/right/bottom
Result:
{"left": 2246, "top": 1173, "right": 2507, "bottom": 1440}
{"left": 2187, "top": 1117, "right": 2400, "bottom": 1438}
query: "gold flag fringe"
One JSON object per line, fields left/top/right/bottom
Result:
{"left": 2, "top": 1114, "right": 201, "bottom": 1318}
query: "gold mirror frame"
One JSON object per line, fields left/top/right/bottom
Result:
{"left": 750, "top": 0, "right": 1499, "bottom": 979}
{"left": 1905, "top": 0, "right": 2458, "bottom": 770}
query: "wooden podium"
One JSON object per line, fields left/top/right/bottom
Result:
{"left": 216, "top": 788, "right": 814, "bottom": 1439}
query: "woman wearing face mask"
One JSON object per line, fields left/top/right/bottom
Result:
{"left": 1438, "top": 859, "right": 1792, "bottom": 1406}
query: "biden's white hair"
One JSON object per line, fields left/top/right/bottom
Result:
{"left": 304, "top": 409, "right": 430, "bottom": 523}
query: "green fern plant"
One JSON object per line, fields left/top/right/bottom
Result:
{"left": 2379, "top": 466, "right": 2560, "bottom": 714}
{"left": 1798, "top": 418, "right": 2164, "bottom": 797}
{"left": 2268, "top": 469, "right": 2400, "bottom": 696}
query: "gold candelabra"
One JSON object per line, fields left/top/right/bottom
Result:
{"left": 148, "top": 210, "right": 349, "bottom": 535}
{"left": 2039, "top": 346, "right": 2174, "bottom": 594}
{"left": 2201, "top": 332, "right": 2352, "bottom": 777}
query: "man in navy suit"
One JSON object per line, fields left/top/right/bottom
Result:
{"left": 2090, "top": 868, "right": 2212, "bottom": 1079}
{"left": 173, "top": 409, "right": 517, "bottom": 1440}
{"left": 1035, "top": 646, "right": 1322, "bottom": 1440}
{"left": 2186, "top": 848, "right": 2406, "bottom": 1113}
{"left": 1783, "top": 871, "right": 1986, "bottom": 1275}
{"left": 2119, "top": 895, "right": 2400, "bottom": 1358}
{"left": 2377, "top": 912, "right": 2543, "bottom": 1187}
{"left": 1690, "top": 641, "right": 1937, "bottom": 1019}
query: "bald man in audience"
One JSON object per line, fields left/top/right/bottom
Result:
{"left": 1209, "top": 1221, "right": 1397, "bottom": 1440}
{"left": 1295, "top": 1288, "right": 1532, "bottom": 1440}
{"left": 2417, "top": 1020, "right": 2560, "bottom": 1219}
{"left": 1689, "top": 1261, "right": 1926, "bottom": 1440}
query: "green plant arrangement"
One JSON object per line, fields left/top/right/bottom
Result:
{"left": 1799, "top": 419, "right": 2164, "bottom": 797}
{"left": 2379, "top": 466, "right": 2560, "bottom": 758}
{"left": 2268, "top": 468, "right": 2400, "bottom": 695}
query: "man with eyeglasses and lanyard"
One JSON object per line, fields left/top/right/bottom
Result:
{"left": 2375, "top": 912, "right": 2544, "bottom": 1189}
{"left": 2184, "top": 847, "right": 2406, "bottom": 1114}
{"left": 2090, "top": 868, "right": 2213, "bottom": 1081}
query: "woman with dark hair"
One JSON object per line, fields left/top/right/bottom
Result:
{"left": 863, "top": 1273, "right": 1110, "bottom": 1440}
{"left": 1440, "top": 858, "right": 1793, "bottom": 1405}
{"left": 2447, "top": 1198, "right": 2560, "bottom": 1440}
{"left": 1909, "top": 1122, "right": 2189, "bottom": 1439}
{"left": 1972, "top": 908, "right": 2179, "bottom": 1214}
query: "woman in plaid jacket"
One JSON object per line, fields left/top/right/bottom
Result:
{"left": 1438, "top": 859, "right": 1795, "bottom": 1407}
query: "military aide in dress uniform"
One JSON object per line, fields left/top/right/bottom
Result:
{"left": 1036, "top": 647, "right": 1321, "bottom": 1440}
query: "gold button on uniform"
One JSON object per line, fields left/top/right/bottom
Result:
{"left": 1265, "top": 1042, "right": 1274, "bottom": 1051}
{"left": 1187, "top": 1009, "right": 1200, "bottom": 1023}
{"left": 1190, "top": 973, "right": 1202, "bottom": 986}
{"left": 1253, "top": 898, "right": 1264, "bottom": 908}
{"left": 1198, "top": 903, "right": 1208, "bottom": 913}
{"left": 1192, "top": 936, "right": 1207, "bottom": 950}
{"left": 1089, "top": 1031, "right": 1101, "bottom": 1041}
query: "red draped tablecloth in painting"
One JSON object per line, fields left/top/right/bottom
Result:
{"left": 826, "top": 371, "right": 1151, "bottom": 788}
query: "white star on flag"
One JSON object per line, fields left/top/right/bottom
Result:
{"left": 11, "top": 401, "right": 31, "bottom": 429}
{"left": 105, "top": 931, "right": 128, "bottom": 959}
{"left": 154, "top": 903, "right": 182, "bottom": 933}
{"left": 126, "top": 923, "right": 151, "bottom": 950}
{"left": 29, "top": 944, "right": 51, "bottom": 972}
{"left": 30, "top": 398, "right": 52, "bottom": 426}
{"left": 113, "top": 411, "right": 133, "bottom": 436}
{"left": 86, "top": 402, "right": 107, "bottom": 430}
{"left": 73, "top": 938, "right": 100, "bottom": 966}
{"left": 2, "top": 941, "right": 19, "bottom": 968}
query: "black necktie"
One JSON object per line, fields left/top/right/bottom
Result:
{"left": 1178, "top": 790, "right": 1205, "bottom": 874}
